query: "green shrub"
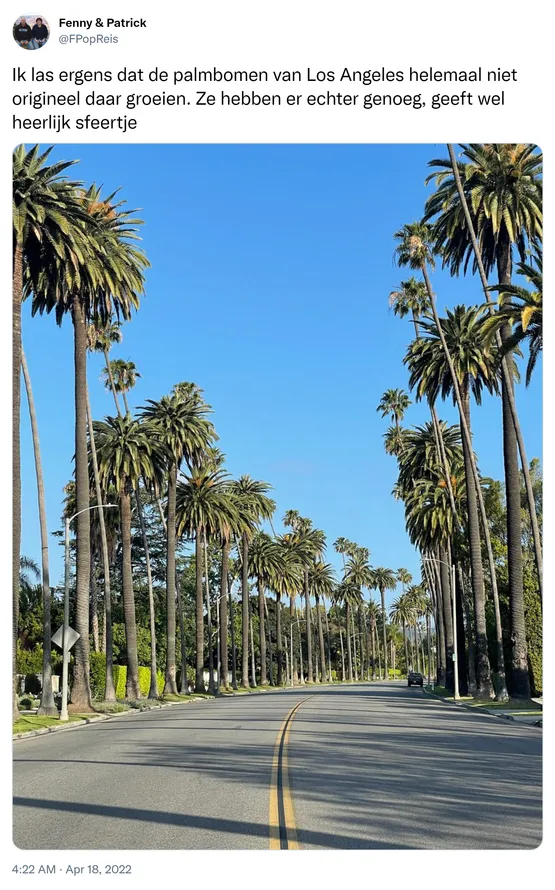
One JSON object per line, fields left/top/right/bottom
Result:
{"left": 90, "top": 651, "right": 107, "bottom": 699}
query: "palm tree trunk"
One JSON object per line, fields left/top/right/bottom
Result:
{"left": 13, "top": 243, "right": 23, "bottom": 722}
{"left": 316, "top": 595, "right": 327, "bottom": 681}
{"left": 90, "top": 556, "right": 99, "bottom": 653}
{"left": 351, "top": 609, "right": 358, "bottom": 681}
{"left": 446, "top": 144, "right": 542, "bottom": 604}
{"left": 194, "top": 528, "right": 205, "bottom": 692}
{"left": 289, "top": 595, "right": 298, "bottom": 684}
{"left": 85, "top": 388, "right": 116, "bottom": 701}
{"left": 264, "top": 596, "right": 273, "bottom": 685}
{"left": 459, "top": 564, "right": 477, "bottom": 695}
{"left": 402, "top": 619, "right": 409, "bottom": 678}
{"left": 220, "top": 540, "right": 230, "bottom": 688}
{"left": 379, "top": 588, "right": 388, "bottom": 680}
{"left": 229, "top": 578, "right": 238, "bottom": 689}
{"left": 420, "top": 263, "right": 495, "bottom": 699}
{"left": 438, "top": 545, "right": 455, "bottom": 691}
{"left": 250, "top": 605, "right": 257, "bottom": 687}
{"left": 21, "top": 349, "right": 57, "bottom": 716}
{"left": 276, "top": 595, "right": 283, "bottom": 685}
{"left": 165, "top": 463, "right": 178, "bottom": 694}
{"left": 258, "top": 577, "right": 267, "bottom": 686}
{"left": 498, "top": 245, "right": 530, "bottom": 698}
{"left": 203, "top": 531, "right": 215, "bottom": 693}
{"left": 346, "top": 603, "right": 353, "bottom": 682}
{"left": 176, "top": 572, "right": 188, "bottom": 695}
{"left": 120, "top": 490, "right": 140, "bottom": 699}
{"left": 375, "top": 621, "right": 382, "bottom": 679}
{"left": 241, "top": 534, "right": 250, "bottom": 688}
{"left": 324, "top": 601, "right": 333, "bottom": 681}
{"left": 338, "top": 620, "right": 346, "bottom": 681}
{"left": 304, "top": 571, "right": 313, "bottom": 682}
{"left": 134, "top": 485, "right": 159, "bottom": 698}
{"left": 297, "top": 612, "right": 305, "bottom": 682}
{"left": 70, "top": 298, "right": 92, "bottom": 711}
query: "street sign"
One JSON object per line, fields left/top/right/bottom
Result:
{"left": 52, "top": 626, "right": 80, "bottom": 650}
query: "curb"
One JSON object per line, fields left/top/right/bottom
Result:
{"left": 423, "top": 687, "right": 542, "bottom": 728}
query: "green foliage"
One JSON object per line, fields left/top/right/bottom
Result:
{"left": 16, "top": 641, "right": 60, "bottom": 675}
{"left": 91, "top": 654, "right": 164, "bottom": 700}
{"left": 524, "top": 581, "right": 542, "bottom": 696}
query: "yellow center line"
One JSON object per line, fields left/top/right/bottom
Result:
{"left": 269, "top": 696, "right": 313, "bottom": 850}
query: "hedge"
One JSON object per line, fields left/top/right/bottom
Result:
{"left": 90, "top": 652, "right": 165, "bottom": 700}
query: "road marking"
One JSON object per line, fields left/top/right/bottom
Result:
{"left": 269, "top": 696, "right": 313, "bottom": 850}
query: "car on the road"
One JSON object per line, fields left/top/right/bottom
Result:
{"left": 407, "top": 671, "right": 423, "bottom": 687}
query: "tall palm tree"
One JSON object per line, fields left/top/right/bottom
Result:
{"left": 140, "top": 388, "right": 215, "bottom": 693}
{"left": 336, "top": 581, "right": 362, "bottom": 682}
{"left": 13, "top": 144, "right": 87, "bottom": 720}
{"left": 176, "top": 467, "right": 239, "bottom": 692}
{"left": 308, "top": 561, "right": 336, "bottom": 682}
{"left": 31, "top": 184, "right": 148, "bottom": 710}
{"left": 405, "top": 305, "right": 508, "bottom": 700}
{"left": 94, "top": 415, "right": 164, "bottom": 699}
{"left": 366, "top": 599, "right": 380, "bottom": 679}
{"left": 390, "top": 594, "right": 415, "bottom": 676}
{"left": 230, "top": 477, "right": 275, "bottom": 688}
{"left": 425, "top": 144, "right": 542, "bottom": 696}
{"left": 389, "top": 277, "right": 431, "bottom": 337}
{"left": 20, "top": 349, "right": 57, "bottom": 715}
{"left": 268, "top": 541, "right": 303, "bottom": 685}
{"left": 371, "top": 567, "right": 397, "bottom": 680}
{"left": 394, "top": 223, "right": 501, "bottom": 699}
{"left": 103, "top": 359, "right": 141, "bottom": 414}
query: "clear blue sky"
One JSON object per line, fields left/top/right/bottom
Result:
{"left": 20, "top": 144, "right": 542, "bottom": 605}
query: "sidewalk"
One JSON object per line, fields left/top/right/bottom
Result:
{"left": 423, "top": 686, "right": 542, "bottom": 728}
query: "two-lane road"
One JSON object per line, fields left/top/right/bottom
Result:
{"left": 13, "top": 683, "right": 542, "bottom": 849}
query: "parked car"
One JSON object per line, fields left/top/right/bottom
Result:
{"left": 407, "top": 671, "right": 423, "bottom": 687}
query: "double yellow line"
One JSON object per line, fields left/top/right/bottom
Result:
{"left": 269, "top": 696, "right": 312, "bottom": 849}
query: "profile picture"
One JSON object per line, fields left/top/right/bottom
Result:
{"left": 13, "top": 14, "right": 50, "bottom": 49}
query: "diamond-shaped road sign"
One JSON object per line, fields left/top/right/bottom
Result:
{"left": 52, "top": 626, "right": 80, "bottom": 650}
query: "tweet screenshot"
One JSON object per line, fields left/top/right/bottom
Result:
{"left": 7, "top": 0, "right": 547, "bottom": 885}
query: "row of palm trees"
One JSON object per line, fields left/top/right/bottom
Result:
{"left": 379, "top": 144, "right": 542, "bottom": 700}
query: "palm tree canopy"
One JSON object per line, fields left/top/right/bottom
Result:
{"left": 93, "top": 415, "right": 166, "bottom": 495}
{"left": 389, "top": 277, "right": 431, "bottom": 320}
{"left": 103, "top": 359, "right": 141, "bottom": 397}
{"left": 404, "top": 305, "right": 501, "bottom": 406}
{"left": 230, "top": 476, "right": 275, "bottom": 541}
{"left": 30, "top": 182, "right": 149, "bottom": 327}
{"left": 424, "top": 144, "right": 543, "bottom": 276}
{"left": 376, "top": 388, "right": 411, "bottom": 424}
{"left": 176, "top": 467, "right": 238, "bottom": 541}
{"left": 308, "top": 561, "right": 336, "bottom": 600}
{"left": 343, "top": 550, "right": 373, "bottom": 591}
{"left": 371, "top": 567, "right": 397, "bottom": 594}
{"left": 484, "top": 252, "right": 542, "bottom": 385}
{"left": 140, "top": 389, "right": 216, "bottom": 471}
{"left": 393, "top": 221, "right": 436, "bottom": 272}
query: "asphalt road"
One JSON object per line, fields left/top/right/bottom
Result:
{"left": 13, "top": 682, "right": 542, "bottom": 850}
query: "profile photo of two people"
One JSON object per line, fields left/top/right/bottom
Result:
{"left": 13, "top": 15, "right": 50, "bottom": 49}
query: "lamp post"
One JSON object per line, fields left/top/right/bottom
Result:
{"left": 60, "top": 504, "right": 117, "bottom": 721}
{"left": 214, "top": 589, "right": 230, "bottom": 695}
{"left": 423, "top": 556, "right": 459, "bottom": 700}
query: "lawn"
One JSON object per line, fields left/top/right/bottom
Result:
{"left": 13, "top": 714, "right": 87, "bottom": 735}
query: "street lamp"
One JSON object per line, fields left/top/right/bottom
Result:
{"left": 423, "top": 556, "right": 459, "bottom": 700}
{"left": 60, "top": 504, "right": 117, "bottom": 721}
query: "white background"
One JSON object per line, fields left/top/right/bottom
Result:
{"left": 2, "top": 1, "right": 549, "bottom": 885}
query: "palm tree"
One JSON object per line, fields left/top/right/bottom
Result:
{"left": 371, "top": 568, "right": 397, "bottom": 680}
{"left": 383, "top": 426, "right": 408, "bottom": 458}
{"left": 268, "top": 541, "right": 303, "bottom": 685}
{"left": 140, "top": 388, "right": 215, "bottom": 693}
{"left": 376, "top": 389, "right": 412, "bottom": 436}
{"left": 103, "top": 359, "right": 141, "bottom": 414}
{"left": 94, "top": 415, "right": 164, "bottom": 699}
{"left": 31, "top": 184, "right": 148, "bottom": 710}
{"left": 308, "top": 561, "right": 336, "bottom": 682}
{"left": 405, "top": 305, "right": 508, "bottom": 700}
{"left": 425, "top": 144, "right": 542, "bottom": 696}
{"left": 336, "top": 581, "right": 362, "bottom": 682}
{"left": 366, "top": 599, "right": 380, "bottom": 679}
{"left": 13, "top": 145, "right": 87, "bottom": 720}
{"left": 230, "top": 477, "right": 275, "bottom": 688}
{"left": 390, "top": 594, "right": 415, "bottom": 676}
{"left": 20, "top": 349, "right": 57, "bottom": 715}
{"left": 389, "top": 277, "right": 431, "bottom": 337}
{"left": 176, "top": 467, "right": 239, "bottom": 692}
{"left": 394, "top": 223, "right": 501, "bottom": 699}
